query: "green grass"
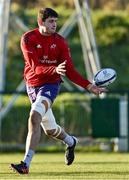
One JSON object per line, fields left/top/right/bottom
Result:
{"left": 0, "top": 152, "right": 129, "bottom": 179}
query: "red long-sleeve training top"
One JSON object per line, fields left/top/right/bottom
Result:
{"left": 21, "top": 28, "right": 91, "bottom": 88}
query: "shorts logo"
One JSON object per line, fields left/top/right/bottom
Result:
{"left": 45, "top": 91, "right": 51, "bottom": 96}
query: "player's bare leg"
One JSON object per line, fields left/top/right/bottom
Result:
{"left": 41, "top": 109, "right": 78, "bottom": 166}
{"left": 46, "top": 127, "right": 77, "bottom": 165}
{"left": 10, "top": 98, "right": 50, "bottom": 174}
{"left": 26, "top": 111, "right": 42, "bottom": 150}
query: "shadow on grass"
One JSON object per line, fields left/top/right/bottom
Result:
{"left": 1, "top": 168, "right": 129, "bottom": 178}
{"left": 32, "top": 161, "right": 129, "bottom": 165}
{"left": 1, "top": 161, "right": 129, "bottom": 165}
{"left": 30, "top": 171, "right": 129, "bottom": 176}
{"left": 76, "top": 161, "right": 129, "bottom": 165}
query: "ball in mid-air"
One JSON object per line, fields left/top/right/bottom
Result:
{"left": 93, "top": 68, "right": 117, "bottom": 87}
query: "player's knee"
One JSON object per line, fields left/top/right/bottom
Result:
{"left": 45, "top": 125, "right": 62, "bottom": 138}
{"left": 45, "top": 129, "right": 56, "bottom": 136}
{"left": 31, "top": 96, "right": 51, "bottom": 117}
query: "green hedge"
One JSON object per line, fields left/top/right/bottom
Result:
{"left": 1, "top": 93, "right": 91, "bottom": 143}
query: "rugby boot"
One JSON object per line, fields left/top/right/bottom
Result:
{"left": 65, "top": 136, "right": 77, "bottom": 165}
{"left": 10, "top": 161, "right": 29, "bottom": 174}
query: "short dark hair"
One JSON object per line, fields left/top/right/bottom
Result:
{"left": 38, "top": 8, "right": 58, "bottom": 22}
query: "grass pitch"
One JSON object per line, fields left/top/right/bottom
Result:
{"left": 0, "top": 152, "right": 129, "bottom": 179}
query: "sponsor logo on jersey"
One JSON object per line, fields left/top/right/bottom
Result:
{"left": 39, "top": 58, "right": 57, "bottom": 64}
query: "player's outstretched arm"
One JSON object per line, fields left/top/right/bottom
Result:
{"left": 87, "top": 84, "right": 107, "bottom": 95}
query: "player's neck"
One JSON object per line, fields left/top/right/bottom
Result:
{"left": 39, "top": 26, "right": 52, "bottom": 36}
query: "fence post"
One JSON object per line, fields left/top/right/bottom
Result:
{"left": 127, "top": 91, "right": 129, "bottom": 152}
{"left": 117, "top": 95, "right": 128, "bottom": 151}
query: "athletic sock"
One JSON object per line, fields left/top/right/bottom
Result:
{"left": 63, "top": 135, "right": 76, "bottom": 147}
{"left": 23, "top": 149, "right": 35, "bottom": 167}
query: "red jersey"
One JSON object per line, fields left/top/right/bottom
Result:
{"left": 21, "top": 28, "right": 91, "bottom": 88}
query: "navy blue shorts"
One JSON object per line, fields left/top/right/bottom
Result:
{"left": 26, "top": 83, "right": 61, "bottom": 104}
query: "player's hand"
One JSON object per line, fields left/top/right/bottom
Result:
{"left": 87, "top": 84, "right": 107, "bottom": 95}
{"left": 56, "top": 61, "right": 66, "bottom": 76}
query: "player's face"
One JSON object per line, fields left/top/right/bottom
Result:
{"left": 44, "top": 17, "right": 57, "bottom": 34}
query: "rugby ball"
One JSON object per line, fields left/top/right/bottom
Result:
{"left": 93, "top": 68, "right": 117, "bottom": 87}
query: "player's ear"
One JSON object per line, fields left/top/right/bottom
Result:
{"left": 38, "top": 17, "right": 43, "bottom": 26}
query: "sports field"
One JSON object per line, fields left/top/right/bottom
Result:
{"left": 0, "top": 152, "right": 129, "bottom": 179}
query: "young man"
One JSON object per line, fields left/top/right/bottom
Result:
{"left": 10, "top": 8, "right": 106, "bottom": 174}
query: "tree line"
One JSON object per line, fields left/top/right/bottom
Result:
{"left": 12, "top": 0, "right": 129, "bottom": 10}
